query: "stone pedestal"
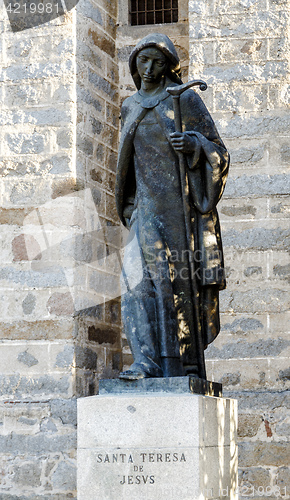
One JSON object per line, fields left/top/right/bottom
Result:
{"left": 78, "top": 378, "right": 238, "bottom": 500}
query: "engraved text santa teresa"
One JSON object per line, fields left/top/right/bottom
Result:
{"left": 115, "top": 33, "right": 229, "bottom": 380}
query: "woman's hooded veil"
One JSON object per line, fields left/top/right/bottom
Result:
{"left": 129, "top": 33, "right": 183, "bottom": 90}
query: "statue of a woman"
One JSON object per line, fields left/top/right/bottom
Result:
{"left": 115, "top": 33, "right": 229, "bottom": 380}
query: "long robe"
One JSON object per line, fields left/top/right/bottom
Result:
{"left": 115, "top": 84, "right": 229, "bottom": 377}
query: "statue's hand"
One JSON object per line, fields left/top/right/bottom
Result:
{"left": 123, "top": 204, "right": 135, "bottom": 229}
{"left": 170, "top": 132, "right": 197, "bottom": 154}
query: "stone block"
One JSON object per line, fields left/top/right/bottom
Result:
{"left": 215, "top": 85, "right": 268, "bottom": 113}
{"left": 216, "top": 112, "right": 290, "bottom": 139}
{"left": 191, "top": 11, "right": 288, "bottom": 39}
{"left": 105, "top": 147, "right": 118, "bottom": 171}
{"left": 77, "top": 42, "right": 103, "bottom": 72}
{"left": 212, "top": 0, "right": 267, "bottom": 14}
{"left": 0, "top": 428, "right": 76, "bottom": 454}
{"left": 219, "top": 197, "right": 267, "bottom": 221}
{"left": 225, "top": 172, "right": 289, "bottom": 199}
{"left": 238, "top": 414, "right": 263, "bottom": 438}
{"left": 5, "top": 61, "right": 71, "bottom": 82}
{"left": 76, "top": 134, "right": 94, "bottom": 156}
{"left": 220, "top": 313, "right": 267, "bottom": 335}
{"left": 239, "top": 466, "right": 272, "bottom": 491}
{"left": 0, "top": 343, "right": 50, "bottom": 374}
{"left": 227, "top": 142, "right": 267, "bottom": 166}
{"left": 269, "top": 312, "right": 290, "bottom": 334}
{"left": 226, "top": 391, "right": 289, "bottom": 412}
{"left": 51, "top": 460, "right": 77, "bottom": 491}
{"left": 275, "top": 467, "right": 290, "bottom": 490}
{"left": 0, "top": 372, "right": 72, "bottom": 399}
{"left": 105, "top": 102, "right": 119, "bottom": 128}
{"left": 222, "top": 222, "right": 290, "bottom": 251}
{"left": 13, "top": 461, "right": 42, "bottom": 487}
{"left": 0, "top": 319, "right": 74, "bottom": 341}
{"left": 78, "top": 392, "right": 237, "bottom": 500}
{"left": 89, "top": 269, "right": 120, "bottom": 298}
{"left": 206, "top": 333, "right": 290, "bottom": 361}
{"left": 88, "top": 26, "right": 115, "bottom": 58}
{"left": 215, "top": 38, "right": 267, "bottom": 64}
{"left": 239, "top": 441, "right": 289, "bottom": 467}
{"left": 105, "top": 12, "right": 117, "bottom": 40}
{"left": 87, "top": 324, "right": 119, "bottom": 345}
{"left": 5, "top": 132, "right": 46, "bottom": 155}
{"left": 106, "top": 57, "right": 119, "bottom": 84}
{"left": 4, "top": 81, "right": 53, "bottom": 107}
{"left": 76, "top": 0, "right": 103, "bottom": 25}
{"left": 212, "top": 358, "right": 271, "bottom": 390}
{"left": 88, "top": 68, "right": 118, "bottom": 102}
{"left": 0, "top": 208, "right": 30, "bottom": 225}
{"left": 50, "top": 398, "right": 77, "bottom": 426}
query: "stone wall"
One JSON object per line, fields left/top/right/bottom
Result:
{"left": 74, "top": 0, "right": 122, "bottom": 395}
{"left": 0, "top": 0, "right": 120, "bottom": 496}
{"left": 188, "top": 0, "right": 290, "bottom": 496}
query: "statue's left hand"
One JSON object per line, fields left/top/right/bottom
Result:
{"left": 170, "top": 132, "right": 197, "bottom": 154}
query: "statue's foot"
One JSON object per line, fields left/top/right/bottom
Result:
{"left": 119, "top": 366, "right": 148, "bottom": 380}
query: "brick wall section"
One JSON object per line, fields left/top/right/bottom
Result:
{"left": 0, "top": 0, "right": 120, "bottom": 496}
{"left": 188, "top": 0, "right": 290, "bottom": 496}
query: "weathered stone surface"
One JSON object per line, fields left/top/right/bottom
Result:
{"left": 50, "top": 398, "right": 77, "bottom": 426}
{"left": 54, "top": 345, "right": 74, "bottom": 368}
{"left": 88, "top": 325, "right": 119, "bottom": 345}
{"left": 88, "top": 28, "right": 115, "bottom": 58}
{"left": 238, "top": 414, "right": 262, "bottom": 438}
{"left": 13, "top": 462, "right": 42, "bottom": 487}
{"left": 0, "top": 266, "right": 68, "bottom": 287}
{"left": 0, "top": 431, "right": 76, "bottom": 454}
{"left": 0, "top": 374, "right": 71, "bottom": 399}
{"left": 206, "top": 337, "right": 290, "bottom": 359}
{"left": 17, "top": 351, "right": 39, "bottom": 367}
{"left": 51, "top": 460, "right": 76, "bottom": 491}
{"left": 226, "top": 174, "right": 290, "bottom": 198}
{"left": 239, "top": 466, "right": 272, "bottom": 489}
{"left": 88, "top": 69, "right": 118, "bottom": 102}
{"left": 47, "top": 292, "right": 74, "bottom": 316}
{"left": 239, "top": 441, "right": 290, "bottom": 467}
{"left": 12, "top": 234, "right": 42, "bottom": 261}
{"left": 0, "top": 320, "right": 74, "bottom": 340}
{"left": 275, "top": 467, "right": 290, "bottom": 488}
{"left": 22, "top": 293, "right": 36, "bottom": 315}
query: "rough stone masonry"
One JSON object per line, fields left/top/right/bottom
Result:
{"left": 0, "top": 0, "right": 289, "bottom": 498}
{"left": 0, "top": 0, "right": 121, "bottom": 496}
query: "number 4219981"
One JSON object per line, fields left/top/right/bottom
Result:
{"left": 6, "top": 3, "right": 60, "bottom": 14}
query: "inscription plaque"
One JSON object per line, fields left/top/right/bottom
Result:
{"left": 78, "top": 392, "right": 238, "bottom": 500}
{"left": 78, "top": 448, "right": 199, "bottom": 499}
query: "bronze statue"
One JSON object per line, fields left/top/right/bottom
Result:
{"left": 115, "top": 34, "right": 229, "bottom": 380}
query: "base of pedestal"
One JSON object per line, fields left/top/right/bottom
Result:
{"left": 78, "top": 378, "right": 238, "bottom": 500}
{"left": 99, "top": 375, "right": 222, "bottom": 397}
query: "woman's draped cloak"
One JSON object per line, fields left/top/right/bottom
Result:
{"left": 115, "top": 84, "right": 229, "bottom": 375}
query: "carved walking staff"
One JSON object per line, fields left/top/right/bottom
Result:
{"left": 167, "top": 80, "right": 208, "bottom": 380}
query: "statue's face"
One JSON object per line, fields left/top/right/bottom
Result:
{"left": 136, "top": 47, "right": 168, "bottom": 84}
